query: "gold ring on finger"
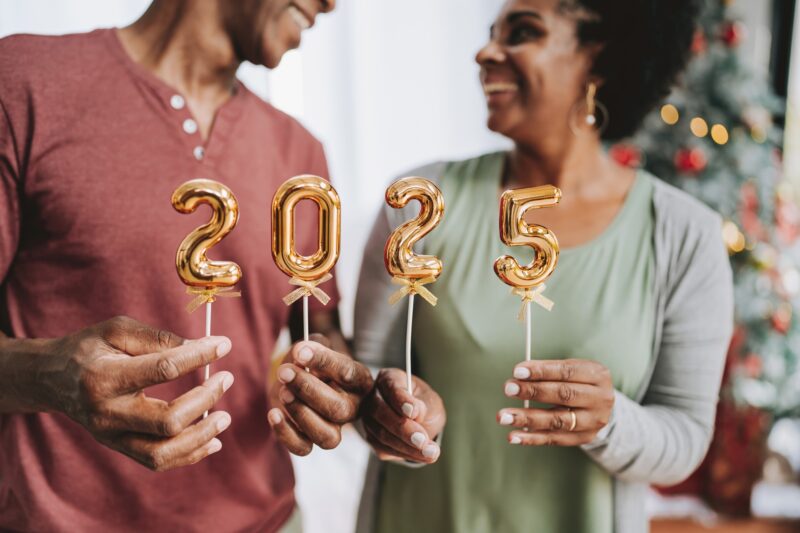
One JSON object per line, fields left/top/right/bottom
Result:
{"left": 568, "top": 409, "right": 577, "bottom": 432}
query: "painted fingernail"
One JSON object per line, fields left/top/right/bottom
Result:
{"left": 296, "top": 345, "right": 313, "bottom": 364}
{"left": 499, "top": 413, "right": 514, "bottom": 426}
{"left": 208, "top": 438, "right": 223, "bottom": 453}
{"left": 510, "top": 436, "right": 522, "bottom": 445}
{"left": 278, "top": 366, "right": 296, "bottom": 383}
{"left": 513, "top": 366, "right": 531, "bottom": 379}
{"left": 279, "top": 388, "right": 295, "bottom": 404}
{"left": 222, "top": 373, "right": 234, "bottom": 392}
{"left": 267, "top": 408, "right": 282, "bottom": 425}
{"left": 410, "top": 432, "right": 426, "bottom": 449}
{"left": 216, "top": 414, "right": 231, "bottom": 432}
{"left": 216, "top": 339, "right": 232, "bottom": 357}
{"left": 505, "top": 382, "right": 520, "bottom": 396}
{"left": 422, "top": 444, "right": 440, "bottom": 459}
{"left": 402, "top": 403, "right": 415, "bottom": 418}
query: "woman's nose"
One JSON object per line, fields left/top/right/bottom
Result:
{"left": 475, "top": 40, "right": 506, "bottom": 66}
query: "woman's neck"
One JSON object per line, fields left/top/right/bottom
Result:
{"left": 117, "top": 0, "right": 239, "bottom": 108}
{"left": 506, "top": 134, "right": 617, "bottom": 199}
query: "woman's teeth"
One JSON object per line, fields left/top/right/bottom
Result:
{"left": 484, "top": 82, "right": 519, "bottom": 94}
{"left": 288, "top": 5, "right": 311, "bottom": 30}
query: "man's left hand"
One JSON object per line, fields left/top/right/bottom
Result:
{"left": 267, "top": 336, "right": 374, "bottom": 455}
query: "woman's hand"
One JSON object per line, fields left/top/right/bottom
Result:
{"left": 13, "top": 316, "right": 235, "bottom": 471}
{"left": 498, "top": 359, "right": 615, "bottom": 446}
{"left": 360, "top": 369, "right": 446, "bottom": 464}
{"left": 267, "top": 335, "right": 374, "bottom": 456}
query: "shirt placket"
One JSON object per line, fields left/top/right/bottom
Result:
{"left": 167, "top": 93, "right": 206, "bottom": 163}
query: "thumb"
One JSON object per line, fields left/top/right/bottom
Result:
{"left": 376, "top": 369, "right": 424, "bottom": 420}
{"left": 100, "top": 316, "right": 185, "bottom": 356}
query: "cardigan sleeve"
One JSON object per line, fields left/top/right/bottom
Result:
{"left": 582, "top": 193, "right": 734, "bottom": 485}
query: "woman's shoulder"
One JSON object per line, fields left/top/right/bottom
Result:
{"left": 395, "top": 151, "right": 507, "bottom": 184}
{"left": 643, "top": 170, "right": 723, "bottom": 231}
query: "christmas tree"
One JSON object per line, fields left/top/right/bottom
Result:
{"left": 613, "top": 0, "right": 800, "bottom": 422}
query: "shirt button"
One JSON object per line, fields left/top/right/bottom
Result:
{"left": 183, "top": 118, "right": 198, "bottom": 135}
{"left": 170, "top": 94, "right": 185, "bottom": 110}
{"left": 193, "top": 146, "right": 205, "bottom": 161}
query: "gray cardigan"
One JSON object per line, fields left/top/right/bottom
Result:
{"left": 353, "top": 160, "right": 734, "bottom": 533}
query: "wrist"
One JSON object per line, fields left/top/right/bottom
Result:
{"left": 0, "top": 335, "right": 66, "bottom": 414}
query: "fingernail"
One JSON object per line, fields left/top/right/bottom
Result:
{"left": 279, "top": 388, "right": 295, "bottom": 404}
{"left": 267, "top": 408, "right": 282, "bottom": 425}
{"left": 499, "top": 413, "right": 514, "bottom": 426}
{"left": 208, "top": 438, "right": 222, "bottom": 453}
{"left": 278, "top": 366, "right": 296, "bottom": 383}
{"left": 513, "top": 366, "right": 531, "bottom": 379}
{"left": 422, "top": 444, "right": 440, "bottom": 460}
{"left": 402, "top": 403, "right": 414, "bottom": 418}
{"left": 410, "top": 432, "right": 426, "bottom": 449}
{"left": 505, "top": 382, "right": 520, "bottom": 397}
{"left": 216, "top": 414, "right": 231, "bottom": 432}
{"left": 216, "top": 339, "right": 232, "bottom": 357}
{"left": 296, "top": 345, "right": 313, "bottom": 364}
{"left": 222, "top": 373, "right": 234, "bottom": 392}
{"left": 510, "top": 436, "right": 522, "bottom": 445}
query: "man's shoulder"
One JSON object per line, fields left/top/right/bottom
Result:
{"left": 0, "top": 30, "right": 110, "bottom": 95}
{"left": 237, "top": 86, "right": 323, "bottom": 150}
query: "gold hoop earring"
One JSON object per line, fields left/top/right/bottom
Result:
{"left": 569, "top": 82, "right": 608, "bottom": 136}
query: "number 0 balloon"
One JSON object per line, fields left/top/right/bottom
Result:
{"left": 272, "top": 175, "right": 341, "bottom": 341}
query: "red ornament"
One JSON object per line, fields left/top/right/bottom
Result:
{"left": 691, "top": 28, "right": 707, "bottom": 55}
{"left": 674, "top": 147, "right": 707, "bottom": 174}
{"left": 720, "top": 21, "right": 745, "bottom": 47}
{"left": 742, "top": 353, "right": 763, "bottom": 378}
{"left": 609, "top": 143, "right": 642, "bottom": 168}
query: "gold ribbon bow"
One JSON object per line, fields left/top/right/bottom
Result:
{"left": 388, "top": 276, "right": 438, "bottom": 306}
{"left": 185, "top": 286, "right": 242, "bottom": 313}
{"left": 282, "top": 273, "right": 333, "bottom": 306}
{"left": 512, "top": 284, "right": 554, "bottom": 321}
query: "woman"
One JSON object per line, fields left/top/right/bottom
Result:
{"left": 354, "top": 0, "right": 733, "bottom": 532}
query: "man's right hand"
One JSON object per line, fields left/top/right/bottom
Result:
{"left": 38, "top": 316, "right": 234, "bottom": 471}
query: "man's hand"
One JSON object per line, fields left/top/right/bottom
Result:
{"left": 22, "top": 316, "right": 235, "bottom": 471}
{"left": 360, "top": 368, "right": 446, "bottom": 464}
{"left": 267, "top": 335, "right": 373, "bottom": 456}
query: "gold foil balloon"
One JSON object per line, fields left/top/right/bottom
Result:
{"left": 384, "top": 177, "right": 445, "bottom": 280}
{"left": 494, "top": 185, "right": 561, "bottom": 288}
{"left": 272, "top": 175, "right": 341, "bottom": 282}
{"left": 172, "top": 179, "right": 242, "bottom": 288}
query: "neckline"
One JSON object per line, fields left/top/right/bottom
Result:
{"left": 101, "top": 28, "right": 244, "bottom": 102}
{"left": 487, "top": 151, "right": 649, "bottom": 256}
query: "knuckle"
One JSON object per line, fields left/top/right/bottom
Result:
{"left": 560, "top": 362, "right": 575, "bottom": 381}
{"left": 318, "top": 430, "right": 342, "bottom": 450}
{"left": 329, "top": 399, "right": 353, "bottom": 423}
{"left": 558, "top": 384, "right": 574, "bottom": 403}
{"left": 527, "top": 384, "right": 539, "bottom": 400}
{"left": 159, "top": 413, "right": 183, "bottom": 437}
{"left": 297, "top": 378, "right": 314, "bottom": 397}
{"left": 156, "top": 357, "right": 180, "bottom": 382}
{"left": 157, "top": 329, "right": 177, "bottom": 349}
{"left": 549, "top": 413, "right": 565, "bottom": 431}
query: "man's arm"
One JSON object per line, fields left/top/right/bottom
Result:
{"left": 0, "top": 317, "right": 235, "bottom": 471}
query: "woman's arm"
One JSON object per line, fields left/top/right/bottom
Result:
{"left": 581, "top": 214, "right": 734, "bottom": 485}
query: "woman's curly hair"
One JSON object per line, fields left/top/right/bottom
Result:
{"left": 562, "top": 0, "right": 700, "bottom": 140}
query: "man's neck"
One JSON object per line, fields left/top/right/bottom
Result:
{"left": 117, "top": 0, "right": 239, "bottom": 109}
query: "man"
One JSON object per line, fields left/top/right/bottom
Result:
{"left": 0, "top": 1, "right": 445, "bottom": 531}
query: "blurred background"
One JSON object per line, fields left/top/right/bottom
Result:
{"left": 2, "top": 1, "right": 800, "bottom": 532}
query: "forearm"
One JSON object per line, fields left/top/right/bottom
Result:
{"left": 582, "top": 390, "right": 714, "bottom": 485}
{"left": 0, "top": 333, "right": 63, "bottom": 414}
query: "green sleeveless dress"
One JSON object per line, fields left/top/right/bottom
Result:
{"left": 375, "top": 152, "right": 657, "bottom": 533}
